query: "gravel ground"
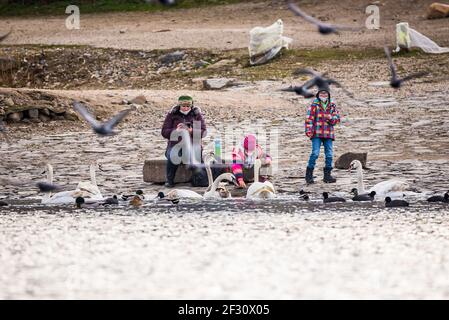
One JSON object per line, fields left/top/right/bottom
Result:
{"left": 1, "top": 1, "right": 448, "bottom": 51}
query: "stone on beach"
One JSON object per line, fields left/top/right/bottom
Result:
{"left": 129, "top": 95, "right": 147, "bottom": 105}
{"left": 159, "top": 50, "right": 186, "bottom": 65}
{"left": 203, "top": 78, "right": 236, "bottom": 90}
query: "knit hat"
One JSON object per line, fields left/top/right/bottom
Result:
{"left": 316, "top": 89, "right": 330, "bottom": 99}
{"left": 178, "top": 95, "right": 193, "bottom": 103}
{"left": 243, "top": 134, "right": 257, "bottom": 152}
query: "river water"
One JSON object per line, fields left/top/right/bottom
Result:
{"left": 1, "top": 198, "right": 449, "bottom": 299}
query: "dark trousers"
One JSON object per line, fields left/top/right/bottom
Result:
{"left": 165, "top": 147, "right": 181, "bottom": 184}
{"left": 165, "top": 146, "right": 203, "bottom": 184}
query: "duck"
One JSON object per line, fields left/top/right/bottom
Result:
{"left": 427, "top": 192, "right": 449, "bottom": 203}
{"left": 385, "top": 197, "right": 409, "bottom": 207}
{"left": 349, "top": 160, "right": 409, "bottom": 198}
{"left": 0, "top": 200, "right": 8, "bottom": 206}
{"left": 156, "top": 191, "right": 180, "bottom": 204}
{"left": 351, "top": 188, "right": 376, "bottom": 202}
{"left": 75, "top": 196, "right": 102, "bottom": 209}
{"left": 299, "top": 189, "right": 310, "bottom": 201}
{"left": 130, "top": 195, "right": 144, "bottom": 207}
{"left": 121, "top": 190, "right": 145, "bottom": 201}
{"left": 323, "top": 192, "right": 346, "bottom": 203}
{"left": 76, "top": 197, "right": 84, "bottom": 209}
{"left": 102, "top": 195, "right": 119, "bottom": 205}
{"left": 246, "top": 159, "right": 276, "bottom": 199}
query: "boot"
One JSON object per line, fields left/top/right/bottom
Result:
{"left": 165, "top": 161, "right": 178, "bottom": 188}
{"left": 305, "top": 167, "right": 315, "bottom": 184}
{"left": 164, "top": 181, "right": 175, "bottom": 188}
{"left": 323, "top": 167, "right": 336, "bottom": 183}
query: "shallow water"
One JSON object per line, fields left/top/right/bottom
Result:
{"left": 1, "top": 199, "right": 449, "bottom": 299}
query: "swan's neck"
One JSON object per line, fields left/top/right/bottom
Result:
{"left": 90, "top": 164, "right": 97, "bottom": 186}
{"left": 356, "top": 166, "right": 365, "bottom": 193}
{"left": 211, "top": 174, "right": 227, "bottom": 192}
{"left": 254, "top": 160, "right": 261, "bottom": 182}
{"left": 46, "top": 164, "right": 53, "bottom": 185}
{"left": 179, "top": 129, "right": 199, "bottom": 164}
{"left": 205, "top": 160, "right": 213, "bottom": 189}
{"left": 44, "top": 164, "right": 54, "bottom": 200}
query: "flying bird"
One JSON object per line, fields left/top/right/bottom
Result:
{"left": 73, "top": 101, "right": 132, "bottom": 136}
{"left": 287, "top": 1, "right": 361, "bottom": 35}
{"left": 36, "top": 182, "right": 63, "bottom": 193}
{"left": 283, "top": 68, "right": 354, "bottom": 98}
{"left": 383, "top": 46, "right": 429, "bottom": 88}
{"left": 280, "top": 75, "right": 317, "bottom": 98}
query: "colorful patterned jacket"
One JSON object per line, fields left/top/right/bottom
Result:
{"left": 304, "top": 98, "right": 340, "bottom": 140}
{"left": 231, "top": 145, "right": 271, "bottom": 183}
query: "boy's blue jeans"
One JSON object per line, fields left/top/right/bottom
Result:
{"left": 307, "top": 137, "right": 333, "bottom": 169}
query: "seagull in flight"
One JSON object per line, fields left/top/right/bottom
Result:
{"left": 280, "top": 73, "right": 321, "bottom": 98}
{"left": 282, "top": 68, "right": 354, "bottom": 98}
{"left": 36, "top": 182, "right": 64, "bottom": 193}
{"left": 383, "top": 46, "right": 429, "bottom": 88}
{"left": 287, "top": 1, "right": 361, "bottom": 35}
{"left": 72, "top": 101, "right": 132, "bottom": 136}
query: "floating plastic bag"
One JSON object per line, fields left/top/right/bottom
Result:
{"left": 394, "top": 22, "right": 449, "bottom": 54}
{"left": 248, "top": 19, "right": 292, "bottom": 65}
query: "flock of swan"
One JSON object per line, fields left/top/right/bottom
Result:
{"left": 34, "top": 155, "right": 277, "bottom": 209}
{"left": 41, "top": 162, "right": 104, "bottom": 205}
{"left": 26, "top": 158, "right": 448, "bottom": 210}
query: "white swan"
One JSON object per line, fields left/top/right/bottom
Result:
{"left": 41, "top": 164, "right": 85, "bottom": 204}
{"left": 41, "top": 163, "right": 103, "bottom": 205}
{"left": 75, "top": 161, "right": 103, "bottom": 201}
{"left": 204, "top": 173, "right": 236, "bottom": 199}
{"left": 164, "top": 189, "right": 203, "bottom": 199}
{"left": 203, "top": 153, "right": 235, "bottom": 199}
{"left": 349, "top": 160, "right": 409, "bottom": 198}
{"left": 246, "top": 159, "right": 276, "bottom": 199}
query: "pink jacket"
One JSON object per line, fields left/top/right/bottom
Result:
{"left": 231, "top": 145, "right": 271, "bottom": 183}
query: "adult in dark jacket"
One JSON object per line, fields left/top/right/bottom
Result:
{"left": 161, "top": 95, "right": 207, "bottom": 187}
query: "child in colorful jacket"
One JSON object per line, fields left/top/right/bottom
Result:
{"left": 304, "top": 89, "right": 340, "bottom": 184}
{"left": 232, "top": 134, "right": 272, "bottom": 188}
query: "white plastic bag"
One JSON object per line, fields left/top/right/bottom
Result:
{"left": 394, "top": 22, "right": 449, "bottom": 54}
{"left": 248, "top": 19, "right": 292, "bottom": 65}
